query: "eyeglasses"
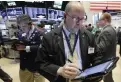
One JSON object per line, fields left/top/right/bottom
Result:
{"left": 67, "top": 13, "right": 86, "bottom": 22}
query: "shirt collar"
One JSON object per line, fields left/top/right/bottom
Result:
{"left": 63, "top": 25, "right": 78, "bottom": 37}
{"left": 29, "top": 25, "right": 35, "bottom": 33}
{"left": 103, "top": 23, "right": 111, "bottom": 29}
{"left": 63, "top": 25, "right": 70, "bottom": 37}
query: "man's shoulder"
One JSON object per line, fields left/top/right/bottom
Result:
{"left": 34, "top": 27, "right": 41, "bottom": 33}
{"left": 43, "top": 27, "right": 62, "bottom": 39}
{"left": 34, "top": 28, "right": 44, "bottom": 35}
{"left": 84, "top": 29, "right": 93, "bottom": 37}
{"left": 80, "top": 29, "right": 94, "bottom": 41}
{"left": 82, "top": 29, "right": 94, "bottom": 46}
{"left": 103, "top": 25, "right": 116, "bottom": 34}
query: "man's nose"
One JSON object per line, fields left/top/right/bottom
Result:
{"left": 76, "top": 20, "right": 80, "bottom": 25}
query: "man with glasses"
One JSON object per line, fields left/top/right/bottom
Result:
{"left": 36, "top": 1, "right": 102, "bottom": 82}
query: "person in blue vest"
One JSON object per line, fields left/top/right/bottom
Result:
{"left": 13, "top": 14, "right": 45, "bottom": 82}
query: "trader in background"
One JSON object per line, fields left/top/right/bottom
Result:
{"left": 86, "top": 24, "right": 93, "bottom": 32}
{"left": 95, "top": 13, "right": 116, "bottom": 82}
{"left": 37, "top": 23, "right": 47, "bottom": 34}
{"left": 0, "top": 29, "right": 13, "bottom": 82}
{"left": 92, "top": 20, "right": 103, "bottom": 42}
{"left": 0, "top": 29, "right": 3, "bottom": 46}
{"left": 117, "top": 27, "right": 121, "bottom": 56}
{"left": 14, "top": 14, "right": 45, "bottom": 82}
{"left": 92, "top": 20, "right": 102, "bottom": 35}
{"left": 36, "top": 1, "right": 102, "bottom": 82}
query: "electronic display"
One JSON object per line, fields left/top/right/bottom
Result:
{"left": 45, "top": 25, "right": 51, "bottom": 29}
{"left": 7, "top": 7, "right": 23, "bottom": 16}
{"left": 7, "top": 1, "right": 16, "bottom": 6}
{"left": 1, "top": 10, "right": 6, "bottom": 18}
{"left": 24, "top": 7, "right": 46, "bottom": 18}
{"left": 6, "top": 7, "right": 23, "bottom": 19}
{"left": 1, "top": 10, "right": 7, "bottom": 20}
{"left": 48, "top": 9, "right": 64, "bottom": 20}
{"left": 48, "top": 9, "right": 55, "bottom": 20}
{"left": 53, "top": 1, "right": 63, "bottom": 9}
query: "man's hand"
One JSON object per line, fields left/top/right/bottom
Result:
{"left": 16, "top": 44, "right": 25, "bottom": 51}
{"left": 57, "top": 63, "right": 80, "bottom": 79}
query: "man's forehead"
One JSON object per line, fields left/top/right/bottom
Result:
{"left": 70, "top": 11, "right": 85, "bottom": 16}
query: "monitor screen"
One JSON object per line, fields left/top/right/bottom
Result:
{"left": 6, "top": 7, "right": 23, "bottom": 19}
{"left": 7, "top": 1, "right": 16, "bottom": 6}
{"left": 53, "top": 1, "right": 63, "bottom": 9}
{"left": 7, "top": 7, "right": 23, "bottom": 16}
{"left": 1, "top": 10, "right": 6, "bottom": 18}
{"left": 24, "top": 7, "right": 46, "bottom": 18}
{"left": 48, "top": 9, "right": 64, "bottom": 20}
{"left": 1, "top": 29, "right": 9, "bottom": 37}
{"left": 1, "top": 10, "right": 7, "bottom": 20}
{"left": 0, "top": 24, "right": 7, "bottom": 30}
{"left": 48, "top": 9, "right": 55, "bottom": 20}
{"left": 44, "top": 25, "right": 51, "bottom": 29}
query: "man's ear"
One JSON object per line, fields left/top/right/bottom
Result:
{"left": 64, "top": 12, "right": 67, "bottom": 19}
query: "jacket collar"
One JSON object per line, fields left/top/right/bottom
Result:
{"left": 53, "top": 24, "right": 86, "bottom": 65}
{"left": 54, "top": 24, "right": 85, "bottom": 36}
{"left": 103, "top": 24, "right": 111, "bottom": 30}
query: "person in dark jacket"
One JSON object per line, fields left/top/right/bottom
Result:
{"left": 117, "top": 27, "right": 121, "bottom": 55}
{"left": 37, "top": 23, "right": 47, "bottom": 34}
{"left": 95, "top": 13, "right": 116, "bottom": 82}
{"left": 86, "top": 24, "right": 93, "bottom": 32}
{"left": 0, "top": 30, "right": 3, "bottom": 45}
{"left": 14, "top": 14, "right": 45, "bottom": 82}
{"left": 0, "top": 30, "right": 12, "bottom": 82}
{"left": 36, "top": 1, "right": 102, "bottom": 82}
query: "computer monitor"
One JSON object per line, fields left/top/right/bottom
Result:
{"left": 24, "top": 7, "right": 46, "bottom": 18}
{"left": 7, "top": 7, "right": 23, "bottom": 16}
{"left": 53, "top": 1, "right": 63, "bottom": 9}
{"left": 0, "top": 24, "right": 7, "bottom": 30}
{"left": 7, "top": 1, "right": 16, "bottom": 6}
{"left": 44, "top": 25, "right": 51, "bottom": 30}
{"left": 48, "top": 9, "right": 55, "bottom": 20}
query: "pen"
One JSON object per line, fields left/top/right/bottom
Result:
{"left": 67, "top": 59, "right": 83, "bottom": 73}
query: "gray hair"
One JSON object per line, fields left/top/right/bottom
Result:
{"left": 17, "top": 14, "right": 31, "bottom": 23}
{"left": 65, "top": 1, "right": 84, "bottom": 13}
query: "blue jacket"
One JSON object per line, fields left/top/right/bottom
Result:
{"left": 17, "top": 27, "right": 42, "bottom": 72}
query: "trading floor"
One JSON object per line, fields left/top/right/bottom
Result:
{"left": 0, "top": 45, "right": 121, "bottom": 82}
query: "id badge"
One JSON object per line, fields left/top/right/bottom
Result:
{"left": 88, "top": 47, "right": 94, "bottom": 54}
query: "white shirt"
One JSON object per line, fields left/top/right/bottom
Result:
{"left": 63, "top": 25, "right": 82, "bottom": 70}
{"left": 25, "top": 25, "right": 35, "bottom": 52}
